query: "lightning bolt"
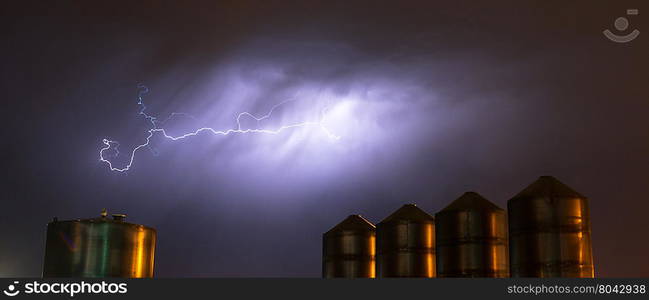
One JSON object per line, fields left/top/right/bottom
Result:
{"left": 99, "top": 85, "right": 340, "bottom": 172}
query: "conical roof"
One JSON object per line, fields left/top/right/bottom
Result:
{"left": 512, "top": 176, "right": 585, "bottom": 199}
{"left": 439, "top": 192, "right": 502, "bottom": 213}
{"left": 379, "top": 204, "right": 434, "bottom": 223}
{"left": 325, "top": 215, "right": 375, "bottom": 235}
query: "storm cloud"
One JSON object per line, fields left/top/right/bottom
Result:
{"left": 1, "top": 0, "right": 648, "bottom": 277}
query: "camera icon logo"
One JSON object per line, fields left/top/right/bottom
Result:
{"left": 3, "top": 281, "right": 20, "bottom": 297}
{"left": 604, "top": 9, "right": 640, "bottom": 43}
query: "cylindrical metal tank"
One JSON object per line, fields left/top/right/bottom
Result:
{"left": 508, "top": 176, "right": 594, "bottom": 277}
{"left": 376, "top": 204, "right": 435, "bottom": 277}
{"left": 322, "top": 215, "right": 376, "bottom": 278}
{"left": 435, "top": 192, "right": 508, "bottom": 277}
{"left": 42, "top": 210, "right": 156, "bottom": 278}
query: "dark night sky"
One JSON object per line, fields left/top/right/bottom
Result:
{"left": 1, "top": 0, "right": 648, "bottom": 277}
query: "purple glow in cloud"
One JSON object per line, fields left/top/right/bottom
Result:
{"left": 96, "top": 38, "right": 451, "bottom": 187}
{"left": 99, "top": 84, "right": 342, "bottom": 172}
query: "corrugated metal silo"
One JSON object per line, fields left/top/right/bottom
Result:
{"left": 43, "top": 210, "right": 156, "bottom": 278}
{"left": 322, "top": 215, "right": 376, "bottom": 278}
{"left": 508, "top": 176, "right": 594, "bottom": 277}
{"left": 435, "top": 192, "right": 508, "bottom": 277}
{"left": 376, "top": 204, "right": 435, "bottom": 277}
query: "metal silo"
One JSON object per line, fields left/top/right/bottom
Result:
{"left": 42, "top": 210, "right": 156, "bottom": 278}
{"left": 322, "top": 215, "right": 376, "bottom": 278}
{"left": 376, "top": 204, "right": 435, "bottom": 277}
{"left": 508, "top": 176, "right": 594, "bottom": 277}
{"left": 435, "top": 192, "right": 508, "bottom": 277}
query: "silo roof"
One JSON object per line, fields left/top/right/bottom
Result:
{"left": 512, "top": 176, "right": 586, "bottom": 199}
{"left": 439, "top": 192, "right": 502, "bottom": 212}
{"left": 325, "top": 215, "right": 375, "bottom": 234}
{"left": 379, "top": 204, "right": 434, "bottom": 223}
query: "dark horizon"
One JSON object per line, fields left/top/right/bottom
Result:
{"left": 1, "top": 0, "right": 648, "bottom": 277}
